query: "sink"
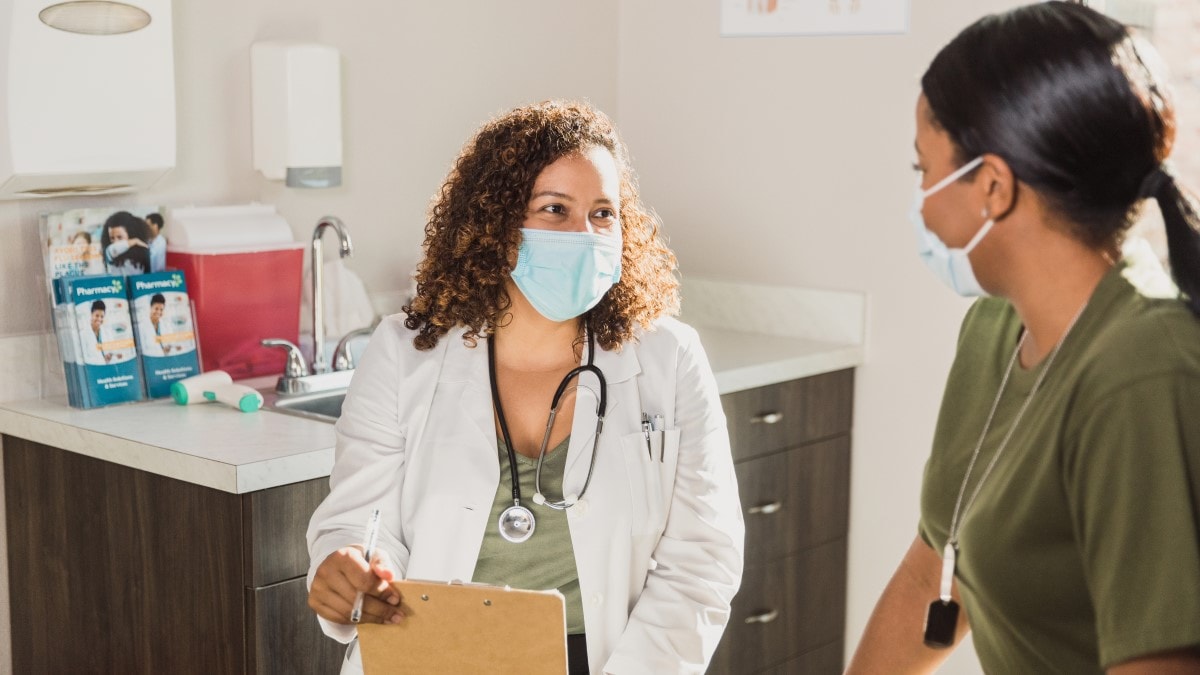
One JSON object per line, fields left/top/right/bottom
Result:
{"left": 259, "top": 369, "right": 354, "bottom": 423}
{"left": 266, "top": 389, "right": 347, "bottom": 423}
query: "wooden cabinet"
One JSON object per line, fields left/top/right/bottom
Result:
{"left": 708, "top": 368, "right": 855, "bottom": 675}
{"left": 2, "top": 366, "right": 854, "bottom": 674}
{"left": 248, "top": 576, "right": 346, "bottom": 674}
{"left": 2, "top": 435, "right": 341, "bottom": 674}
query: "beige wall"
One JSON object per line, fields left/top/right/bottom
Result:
{"left": 0, "top": 0, "right": 619, "bottom": 347}
{"left": 0, "top": 1, "right": 1057, "bottom": 672}
{"left": 0, "top": 2, "right": 617, "bottom": 671}
{"left": 615, "top": 1, "right": 1022, "bottom": 672}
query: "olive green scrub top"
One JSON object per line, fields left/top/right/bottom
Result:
{"left": 919, "top": 262, "right": 1200, "bottom": 672}
{"left": 473, "top": 436, "right": 585, "bottom": 634}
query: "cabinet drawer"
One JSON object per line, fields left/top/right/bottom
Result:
{"left": 707, "top": 539, "right": 848, "bottom": 674}
{"left": 761, "top": 640, "right": 843, "bottom": 674}
{"left": 737, "top": 435, "right": 850, "bottom": 561}
{"left": 246, "top": 576, "right": 346, "bottom": 674}
{"left": 721, "top": 369, "right": 854, "bottom": 462}
{"left": 242, "top": 478, "right": 330, "bottom": 586}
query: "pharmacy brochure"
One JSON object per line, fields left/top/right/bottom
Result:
{"left": 129, "top": 271, "right": 200, "bottom": 398}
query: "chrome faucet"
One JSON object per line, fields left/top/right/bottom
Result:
{"left": 332, "top": 325, "right": 374, "bottom": 371}
{"left": 311, "top": 216, "right": 353, "bottom": 374}
{"left": 261, "top": 338, "right": 307, "bottom": 377}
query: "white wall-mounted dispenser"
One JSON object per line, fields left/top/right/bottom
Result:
{"left": 251, "top": 42, "right": 343, "bottom": 189}
{"left": 0, "top": 0, "right": 176, "bottom": 200}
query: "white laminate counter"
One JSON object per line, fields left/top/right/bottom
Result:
{"left": 699, "top": 327, "right": 862, "bottom": 395}
{"left": 0, "top": 393, "right": 336, "bottom": 494}
{"left": 0, "top": 328, "right": 861, "bottom": 495}
{"left": 0, "top": 281, "right": 866, "bottom": 495}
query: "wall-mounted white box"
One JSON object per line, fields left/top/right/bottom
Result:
{"left": 0, "top": 0, "right": 176, "bottom": 200}
{"left": 251, "top": 42, "right": 343, "bottom": 188}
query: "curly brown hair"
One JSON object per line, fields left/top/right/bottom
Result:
{"left": 402, "top": 100, "right": 680, "bottom": 351}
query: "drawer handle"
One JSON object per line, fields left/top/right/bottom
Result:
{"left": 744, "top": 609, "right": 780, "bottom": 625}
{"left": 750, "top": 412, "right": 783, "bottom": 425}
{"left": 747, "top": 501, "right": 783, "bottom": 516}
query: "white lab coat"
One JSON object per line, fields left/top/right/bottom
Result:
{"left": 78, "top": 326, "right": 109, "bottom": 366}
{"left": 307, "top": 314, "right": 744, "bottom": 674}
{"left": 138, "top": 319, "right": 165, "bottom": 357}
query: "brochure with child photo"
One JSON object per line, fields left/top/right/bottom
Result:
{"left": 41, "top": 206, "right": 167, "bottom": 301}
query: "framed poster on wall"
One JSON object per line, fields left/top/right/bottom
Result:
{"left": 719, "top": 0, "right": 909, "bottom": 37}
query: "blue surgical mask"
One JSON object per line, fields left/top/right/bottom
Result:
{"left": 910, "top": 156, "right": 995, "bottom": 297}
{"left": 511, "top": 228, "right": 622, "bottom": 322}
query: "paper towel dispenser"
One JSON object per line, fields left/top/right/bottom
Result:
{"left": 0, "top": 0, "right": 176, "bottom": 200}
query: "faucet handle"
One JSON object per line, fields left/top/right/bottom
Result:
{"left": 261, "top": 338, "right": 308, "bottom": 378}
{"left": 332, "top": 326, "right": 374, "bottom": 371}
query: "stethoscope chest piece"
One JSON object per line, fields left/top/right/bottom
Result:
{"left": 498, "top": 503, "right": 536, "bottom": 543}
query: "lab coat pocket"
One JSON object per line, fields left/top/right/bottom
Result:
{"left": 620, "top": 429, "right": 681, "bottom": 537}
{"left": 340, "top": 638, "right": 364, "bottom": 675}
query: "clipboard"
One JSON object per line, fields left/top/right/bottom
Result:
{"left": 357, "top": 579, "right": 568, "bottom": 675}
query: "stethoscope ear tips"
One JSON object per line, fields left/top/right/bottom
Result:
{"left": 532, "top": 493, "right": 547, "bottom": 506}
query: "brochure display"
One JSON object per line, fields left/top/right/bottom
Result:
{"left": 40, "top": 206, "right": 195, "bottom": 408}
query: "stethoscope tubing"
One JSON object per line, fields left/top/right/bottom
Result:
{"left": 488, "top": 326, "right": 607, "bottom": 512}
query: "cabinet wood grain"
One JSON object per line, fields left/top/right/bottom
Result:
{"left": 708, "top": 369, "right": 854, "bottom": 675}
{"left": 708, "top": 539, "right": 848, "bottom": 674}
{"left": 3, "top": 435, "right": 342, "bottom": 674}
{"left": 244, "top": 479, "right": 330, "bottom": 586}
{"left": 736, "top": 435, "right": 851, "bottom": 561}
{"left": 764, "top": 640, "right": 844, "bottom": 674}
{"left": 5, "top": 435, "right": 244, "bottom": 674}
{"left": 721, "top": 369, "right": 854, "bottom": 462}
{"left": 247, "top": 576, "right": 347, "bottom": 673}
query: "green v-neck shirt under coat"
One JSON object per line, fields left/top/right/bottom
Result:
{"left": 474, "top": 436, "right": 585, "bottom": 634}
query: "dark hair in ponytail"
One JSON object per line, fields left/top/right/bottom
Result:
{"left": 921, "top": 1, "right": 1200, "bottom": 316}
{"left": 1142, "top": 169, "right": 1200, "bottom": 315}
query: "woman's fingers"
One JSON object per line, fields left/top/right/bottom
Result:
{"left": 357, "top": 594, "right": 407, "bottom": 624}
{"left": 309, "top": 547, "right": 405, "bottom": 624}
{"left": 309, "top": 548, "right": 373, "bottom": 622}
{"left": 368, "top": 550, "right": 401, "bottom": 605}
{"left": 309, "top": 594, "right": 353, "bottom": 624}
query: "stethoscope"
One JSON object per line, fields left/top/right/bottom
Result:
{"left": 488, "top": 327, "right": 607, "bottom": 544}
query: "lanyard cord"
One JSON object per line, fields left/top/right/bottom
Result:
{"left": 487, "top": 325, "right": 596, "bottom": 507}
{"left": 947, "top": 301, "right": 1088, "bottom": 549}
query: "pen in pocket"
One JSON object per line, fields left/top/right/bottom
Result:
{"left": 650, "top": 414, "right": 666, "bottom": 461}
{"left": 641, "top": 413, "right": 653, "bottom": 459}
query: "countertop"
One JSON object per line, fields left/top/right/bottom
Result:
{"left": 0, "top": 281, "right": 867, "bottom": 494}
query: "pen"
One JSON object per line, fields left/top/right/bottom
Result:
{"left": 652, "top": 414, "right": 665, "bottom": 462}
{"left": 641, "top": 413, "right": 653, "bottom": 459}
{"left": 350, "top": 508, "right": 382, "bottom": 624}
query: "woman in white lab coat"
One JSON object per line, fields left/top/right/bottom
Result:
{"left": 306, "top": 100, "right": 744, "bottom": 674}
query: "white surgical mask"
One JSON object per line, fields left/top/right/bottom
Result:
{"left": 511, "top": 228, "right": 622, "bottom": 322}
{"left": 910, "top": 156, "right": 995, "bottom": 297}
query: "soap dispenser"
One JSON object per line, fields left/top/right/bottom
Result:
{"left": 251, "top": 41, "right": 343, "bottom": 189}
